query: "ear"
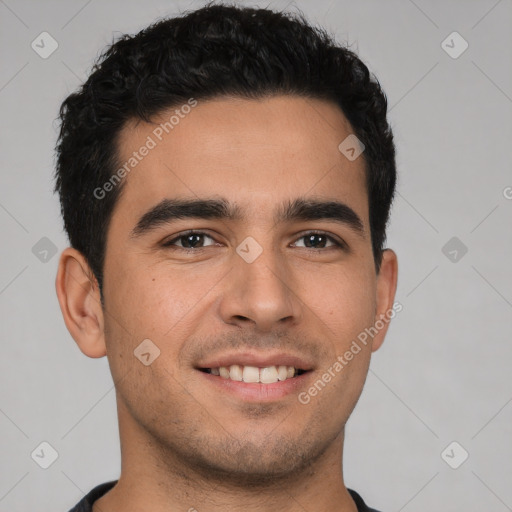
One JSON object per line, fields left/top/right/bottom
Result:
{"left": 55, "top": 247, "right": 107, "bottom": 358}
{"left": 371, "top": 249, "right": 398, "bottom": 352}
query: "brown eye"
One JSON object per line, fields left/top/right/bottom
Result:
{"left": 162, "top": 231, "right": 216, "bottom": 249}
{"left": 293, "top": 232, "right": 345, "bottom": 250}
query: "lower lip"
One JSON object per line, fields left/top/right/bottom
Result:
{"left": 197, "top": 370, "right": 313, "bottom": 402}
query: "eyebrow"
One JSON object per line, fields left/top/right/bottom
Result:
{"left": 129, "top": 197, "right": 365, "bottom": 239}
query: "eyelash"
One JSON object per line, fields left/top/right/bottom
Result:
{"left": 161, "top": 230, "right": 347, "bottom": 252}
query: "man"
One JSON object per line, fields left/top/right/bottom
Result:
{"left": 54, "top": 3, "right": 398, "bottom": 511}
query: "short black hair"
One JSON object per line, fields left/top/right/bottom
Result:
{"left": 54, "top": 1, "right": 396, "bottom": 301}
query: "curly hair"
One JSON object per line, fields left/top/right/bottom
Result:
{"left": 54, "top": 1, "right": 396, "bottom": 301}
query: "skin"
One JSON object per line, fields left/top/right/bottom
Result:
{"left": 56, "top": 95, "right": 398, "bottom": 512}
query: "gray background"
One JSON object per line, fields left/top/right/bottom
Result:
{"left": 1, "top": 0, "right": 511, "bottom": 510}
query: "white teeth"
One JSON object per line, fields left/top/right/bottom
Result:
{"left": 260, "top": 366, "right": 279, "bottom": 384}
{"left": 208, "top": 365, "right": 302, "bottom": 383}
{"left": 277, "top": 365, "right": 288, "bottom": 381}
{"left": 229, "top": 364, "right": 243, "bottom": 381}
{"left": 243, "top": 365, "right": 260, "bottom": 383}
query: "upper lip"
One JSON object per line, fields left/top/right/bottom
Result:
{"left": 196, "top": 351, "right": 315, "bottom": 371}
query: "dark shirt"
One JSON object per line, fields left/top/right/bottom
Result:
{"left": 68, "top": 480, "right": 381, "bottom": 511}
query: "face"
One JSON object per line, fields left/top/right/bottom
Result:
{"left": 98, "top": 95, "right": 396, "bottom": 482}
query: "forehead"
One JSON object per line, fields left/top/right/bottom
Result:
{"left": 113, "top": 95, "right": 368, "bottom": 227}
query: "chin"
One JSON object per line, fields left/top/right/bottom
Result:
{"left": 170, "top": 430, "right": 329, "bottom": 487}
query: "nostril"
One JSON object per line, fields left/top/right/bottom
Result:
{"left": 233, "top": 315, "right": 250, "bottom": 321}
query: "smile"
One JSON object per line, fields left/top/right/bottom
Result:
{"left": 200, "top": 365, "right": 307, "bottom": 383}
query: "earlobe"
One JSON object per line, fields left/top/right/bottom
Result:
{"left": 371, "top": 248, "right": 398, "bottom": 353}
{"left": 55, "top": 247, "right": 107, "bottom": 358}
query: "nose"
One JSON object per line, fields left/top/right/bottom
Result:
{"left": 218, "top": 245, "right": 302, "bottom": 332}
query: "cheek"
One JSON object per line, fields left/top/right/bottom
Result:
{"left": 102, "top": 270, "right": 192, "bottom": 401}
{"left": 104, "top": 259, "right": 223, "bottom": 375}
{"left": 309, "top": 265, "right": 377, "bottom": 347}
